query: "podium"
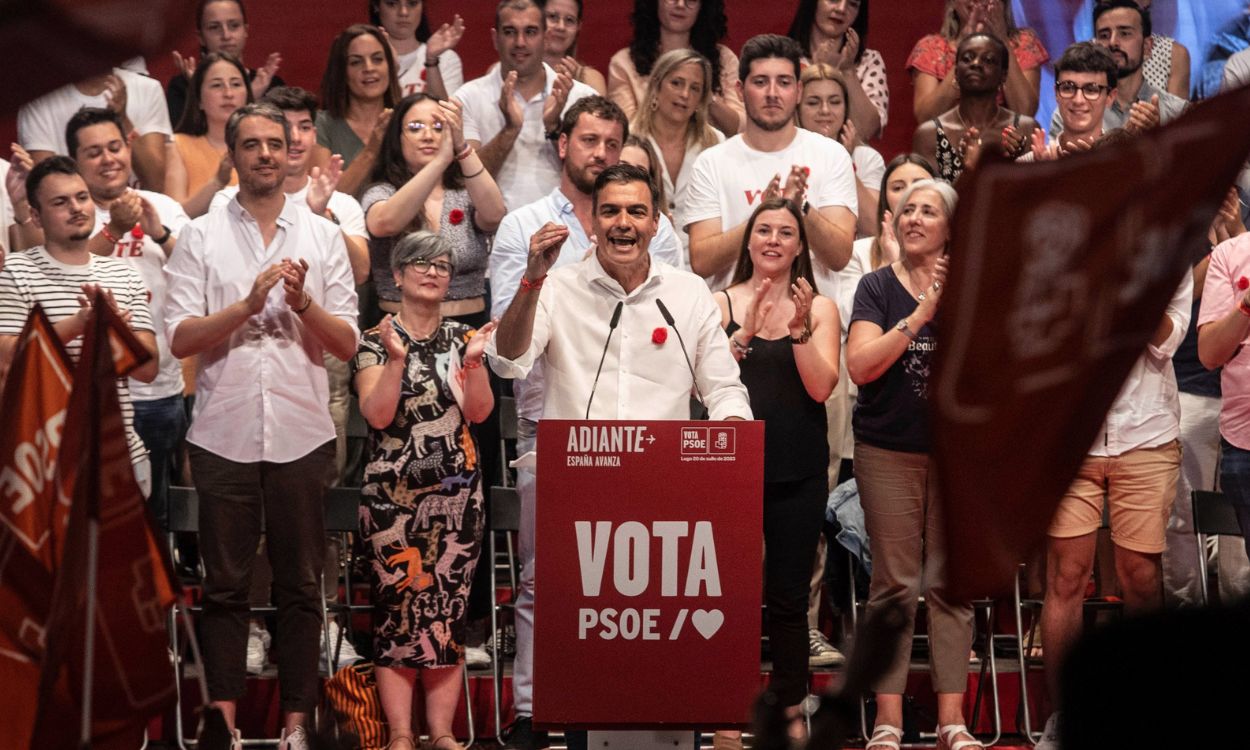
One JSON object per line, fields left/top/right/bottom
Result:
{"left": 533, "top": 420, "right": 764, "bottom": 729}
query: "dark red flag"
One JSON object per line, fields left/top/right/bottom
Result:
{"left": 933, "top": 85, "right": 1250, "bottom": 599}
{"left": 30, "top": 293, "right": 179, "bottom": 749}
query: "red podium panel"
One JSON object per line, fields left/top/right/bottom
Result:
{"left": 533, "top": 420, "right": 764, "bottom": 728}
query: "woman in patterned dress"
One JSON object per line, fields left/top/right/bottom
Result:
{"left": 352, "top": 231, "right": 496, "bottom": 750}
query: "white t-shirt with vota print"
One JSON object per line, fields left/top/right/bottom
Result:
{"left": 683, "top": 127, "right": 858, "bottom": 292}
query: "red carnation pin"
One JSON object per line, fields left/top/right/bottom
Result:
{"left": 420, "top": 68, "right": 428, "bottom": 81}
{"left": 130, "top": 225, "right": 143, "bottom": 239}
{"left": 1239, "top": 276, "right": 1249, "bottom": 290}
{"left": 449, "top": 209, "right": 465, "bottom": 225}
{"left": 652, "top": 327, "right": 668, "bottom": 344}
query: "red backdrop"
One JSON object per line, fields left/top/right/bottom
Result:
{"left": 0, "top": 1, "right": 942, "bottom": 163}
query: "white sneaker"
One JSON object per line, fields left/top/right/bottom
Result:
{"left": 322, "top": 620, "right": 361, "bottom": 669}
{"left": 279, "top": 725, "right": 309, "bottom": 750}
{"left": 465, "top": 645, "right": 490, "bottom": 667}
{"left": 1034, "top": 712, "right": 1061, "bottom": 750}
{"left": 246, "top": 622, "right": 271, "bottom": 675}
{"left": 808, "top": 628, "right": 846, "bottom": 667}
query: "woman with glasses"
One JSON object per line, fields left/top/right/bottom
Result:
{"left": 608, "top": 0, "right": 744, "bottom": 136}
{"left": 352, "top": 230, "right": 496, "bottom": 750}
{"left": 912, "top": 33, "right": 1037, "bottom": 183}
{"left": 362, "top": 92, "right": 506, "bottom": 326}
{"left": 907, "top": 0, "right": 1048, "bottom": 122}
{"left": 543, "top": 0, "right": 607, "bottom": 95}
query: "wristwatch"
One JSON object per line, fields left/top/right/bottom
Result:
{"left": 895, "top": 318, "right": 917, "bottom": 341}
{"left": 790, "top": 327, "right": 811, "bottom": 344}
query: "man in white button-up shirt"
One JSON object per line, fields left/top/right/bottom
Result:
{"left": 488, "top": 165, "right": 750, "bottom": 745}
{"left": 163, "top": 103, "right": 359, "bottom": 750}
{"left": 1034, "top": 271, "right": 1191, "bottom": 750}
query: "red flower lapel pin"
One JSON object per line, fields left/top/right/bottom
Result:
{"left": 652, "top": 327, "right": 668, "bottom": 345}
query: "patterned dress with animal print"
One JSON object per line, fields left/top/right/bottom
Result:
{"left": 351, "top": 319, "right": 485, "bottom": 668}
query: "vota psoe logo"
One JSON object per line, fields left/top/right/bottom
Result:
{"left": 680, "top": 427, "right": 736, "bottom": 461}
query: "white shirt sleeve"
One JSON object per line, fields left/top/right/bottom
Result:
{"left": 682, "top": 148, "right": 723, "bottom": 230}
{"left": 17, "top": 99, "right": 61, "bottom": 153}
{"left": 454, "top": 80, "right": 485, "bottom": 143}
{"left": 1146, "top": 270, "right": 1193, "bottom": 360}
{"left": 488, "top": 211, "right": 531, "bottom": 319}
{"left": 486, "top": 281, "right": 553, "bottom": 380}
{"left": 126, "top": 73, "right": 174, "bottom": 137}
{"left": 651, "top": 215, "right": 684, "bottom": 269}
{"left": 162, "top": 223, "right": 208, "bottom": 343}
{"left": 319, "top": 228, "right": 362, "bottom": 339}
{"left": 440, "top": 50, "right": 465, "bottom": 96}
{"left": 809, "top": 136, "right": 858, "bottom": 216}
{"left": 328, "top": 191, "right": 367, "bottom": 241}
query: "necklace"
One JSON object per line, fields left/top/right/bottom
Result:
{"left": 954, "top": 105, "right": 1002, "bottom": 131}
{"left": 397, "top": 311, "right": 441, "bottom": 342}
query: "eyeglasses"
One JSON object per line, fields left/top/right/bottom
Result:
{"left": 1055, "top": 81, "right": 1111, "bottom": 100}
{"left": 407, "top": 259, "right": 453, "bottom": 277}
{"left": 403, "top": 120, "right": 445, "bottom": 135}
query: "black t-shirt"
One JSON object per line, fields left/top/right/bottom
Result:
{"left": 850, "top": 266, "right": 936, "bottom": 453}
{"left": 1174, "top": 297, "right": 1221, "bottom": 398}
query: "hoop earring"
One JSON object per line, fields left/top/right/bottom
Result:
{"left": 650, "top": 96, "right": 659, "bottom": 111}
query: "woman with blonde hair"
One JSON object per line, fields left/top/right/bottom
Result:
{"left": 797, "top": 63, "right": 884, "bottom": 238}
{"left": 630, "top": 48, "right": 723, "bottom": 255}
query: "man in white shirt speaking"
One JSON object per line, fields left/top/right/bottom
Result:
{"left": 163, "top": 103, "right": 359, "bottom": 750}
{"left": 488, "top": 163, "right": 751, "bottom": 748}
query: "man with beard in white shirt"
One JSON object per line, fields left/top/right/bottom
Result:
{"left": 686, "top": 34, "right": 858, "bottom": 293}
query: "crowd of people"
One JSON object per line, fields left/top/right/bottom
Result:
{"left": 0, "top": 1, "right": 1247, "bottom": 749}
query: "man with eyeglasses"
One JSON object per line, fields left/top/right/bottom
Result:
{"left": 163, "top": 103, "right": 359, "bottom": 750}
{"left": 1049, "top": 0, "right": 1185, "bottom": 141}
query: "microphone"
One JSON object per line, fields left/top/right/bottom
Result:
{"left": 655, "top": 298, "right": 708, "bottom": 419}
{"left": 585, "top": 300, "right": 625, "bottom": 419}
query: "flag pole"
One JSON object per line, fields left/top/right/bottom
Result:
{"left": 79, "top": 517, "right": 101, "bottom": 748}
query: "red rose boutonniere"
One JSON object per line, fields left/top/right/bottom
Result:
{"left": 652, "top": 327, "right": 668, "bottom": 345}
{"left": 130, "top": 225, "right": 144, "bottom": 239}
{"left": 1238, "top": 276, "right": 1249, "bottom": 290}
{"left": 449, "top": 209, "right": 465, "bottom": 225}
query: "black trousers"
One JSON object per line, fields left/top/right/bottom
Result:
{"left": 764, "top": 473, "right": 829, "bottom": 706}
{"left": 191, "top": 441, "right": 334, "bottom": 714}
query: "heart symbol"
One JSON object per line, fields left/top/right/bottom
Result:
{"left": 691, "top": 609, "right": 724, "bottom": 640}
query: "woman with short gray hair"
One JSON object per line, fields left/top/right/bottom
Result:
{"left": 845, "top": 178, "right": 982, "bottom": 750}
{"left": 351, "top": 230, "right": 495, "bottom": 750}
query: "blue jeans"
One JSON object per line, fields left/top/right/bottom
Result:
{"left": 1220, "top": 438, "right": 1250, "bottom": 560}
{"left": 132, "top": 394, "right": 187, "bottom": 531}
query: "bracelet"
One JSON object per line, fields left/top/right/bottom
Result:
{"left": 293, "top": 292, "right": 313, "bottom": 314}
{"left": 790, "top": 327, "right": 811, "bottom": 345}
{"left": 1239, "top": 298, "right": 1250, "bottom": 317}
{"left": 461, "top": 165, "right": 486, "bottom": 179}
{"left": 520, "top": 275, "right": 545, "bottom": 292}
{"left": 424, "top": 56, "right": 441, "bottom": 67}
{"left": 462, "top": 357, "right": 483, "bottom": 370}
{"left": 454, "top": 143, "right": 474, "bottom": 161}
{"left": 152, "top": 224, "right": 172, "bottom": 245}
{"left": 100, "top": 225, "right": 122, "bottom": 244}
{"left": 729, "top": 334, "right": 752, "bottom": 358}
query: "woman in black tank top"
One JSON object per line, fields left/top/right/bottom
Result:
{"left": 714, "top": 197, "right": 840, "bottom": 735}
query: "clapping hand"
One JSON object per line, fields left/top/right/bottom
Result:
{"left": 280, "top": 257, "right": 311, "bottom": 311}
{"left": 1124, "top": 95, "right": 1161, "bottom": 135}
{"left": 499, "top": 71, "right": 525, "bottom": 131}
{"left": 740, "top": 278, "right": 775, "bottom": 339}
{"left": 172, "top": 51, "right": 197, "bottom": 80}
{"left": 464, "top": 319, "right": 497, "bottom": 365}
{"left": 543, "top": 66, "right": 574, "bottom": 134}
{"left": 879, "top": 210, "right": 900, "bottom": 264}
{"left": 526, "top": 222, "right": 569, "bottom": 283}
{"left": 251, "top": 52, "right": 283, "bottom": 99}
{"left": 426, "top": 14, "right": 466, "bottom": 59}
{"left": 787, "top": 278, "right": 814, "bottom": 338}
{"left": 379, "top": 314, "right": 409, "bottom": 360}
{"left": 307, "top": 155, "right": 344, "bottom": 217}
{"left": 245, "top": 264, "right": 284, "bottom": 315}
{"left": 75, "top": 283, "right": 132, "bottom": 327}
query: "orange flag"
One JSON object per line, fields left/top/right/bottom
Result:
{"left": 30, "top": 293, "right": 179, "bottom": 749}
{"left": 0, "top": 305, "right": 74, "bottom": 750}
{"left": 932, "top": 84, "right": 1250, "bottom": 599}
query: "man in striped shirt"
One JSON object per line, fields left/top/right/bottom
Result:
{"left": 0, "top": 155, "right": 159, "bottom": 495}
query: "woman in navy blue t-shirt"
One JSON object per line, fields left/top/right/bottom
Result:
{"left": 846, "top": 178, "right": 981, "bottom": 750}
